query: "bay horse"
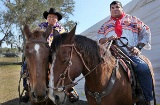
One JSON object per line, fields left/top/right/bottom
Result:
{"left": 48, "top": 24, "right": 155, "bottom": 105}
{"left": 23, "top": 25, "right": 55, "bottom": 105}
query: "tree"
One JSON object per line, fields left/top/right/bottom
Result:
{"left": 0, "top": 10, "right": 12, "bottom": 48}
{"left": 0, "top": 0, "right": 76, "bottom": 49}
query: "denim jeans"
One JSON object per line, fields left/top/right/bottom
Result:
{"left": 22, "top": 62, "right": 27, "bottom": 89}
{"left": 129, "top": 55, "right": 153, "bottom": 101}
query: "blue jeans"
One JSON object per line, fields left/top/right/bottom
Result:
{"left": 129, "top": 56, "right": 153, "bottom": 101}
{"left": 22, "top": 62, "right": 27, "bottom": 90}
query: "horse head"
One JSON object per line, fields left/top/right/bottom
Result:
{"left": 49, "top": 24, "right": 85, "bottom": 104}
{"left": 23, "top": 24, "right": 52, "bottom": 102}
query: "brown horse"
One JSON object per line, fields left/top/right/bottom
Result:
{"left": 23, "top": 25, "right": 54, "bottom": 105}
{"left": 48, "top": 25, "right": 155, "bottom": 105}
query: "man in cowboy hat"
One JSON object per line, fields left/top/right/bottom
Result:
{"left": 39, "top": 7, "right": 66, "bottom": 46}
{"left": 40, "top": 8, "right": 79, "bottom": 103}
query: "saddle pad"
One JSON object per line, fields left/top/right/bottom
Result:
{"left": 119, "top": 59, "right": 132, "bottom": 83}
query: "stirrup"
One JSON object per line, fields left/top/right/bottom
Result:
{"left": 20, "top": 92, "right": 29, "bottom": 103}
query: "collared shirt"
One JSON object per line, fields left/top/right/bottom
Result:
{"left": 38, "top": 22, "right": 65, "bottom": 46}
{"left": 96, "top": 14, "right": 151, "bottom": 55}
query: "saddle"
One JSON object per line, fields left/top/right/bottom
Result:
{"left": 109, "top": 45, "right": 155, "bottom": 104}
{"left": 119, "top": 58, "right": 145, "bottom": 103}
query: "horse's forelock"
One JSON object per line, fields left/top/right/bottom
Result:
{"left": 50, "top": 33, "right": 68, "bottom": 52}
{"left": 32, "top": 30, "right": 43, "bottom": 38}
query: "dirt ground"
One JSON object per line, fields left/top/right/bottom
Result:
{"left": 0, "top": 65, "right": 88, "bottom": 105}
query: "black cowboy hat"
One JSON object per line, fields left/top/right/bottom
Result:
{"left": 43, "top": 8, "right": 62, "bottom": 21}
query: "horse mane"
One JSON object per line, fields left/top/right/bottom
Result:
{"left": 51, "top": 33, "right": 102, "bottom": 68}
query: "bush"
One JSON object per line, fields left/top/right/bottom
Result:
{"left": 2, "top": 53, "right": 19, "bottom": 57}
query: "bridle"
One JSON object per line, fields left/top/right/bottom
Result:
{"left": 18, "top": 40, "right": 50, "bottom": 104}
{"left": 51, "top": 42, "right": 119, "bottom": 105}
{"left": 52, "top": 43, "right": 102, "bottom": 92}
{"left": 52, "top": 41, "right": 122, "bottom": 105}
{"left": 25, "top": 40, "right": 50, "bottom": 87}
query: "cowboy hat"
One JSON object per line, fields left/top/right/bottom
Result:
{"left": 43, "top": 8, "right": 62, "bottom": 21}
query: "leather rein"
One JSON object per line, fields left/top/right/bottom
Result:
{"left": 52, "top": 42, "right": 120, "bottom": 105}
{"left": 53, "top": 44, "right": 102, "bottom": 92}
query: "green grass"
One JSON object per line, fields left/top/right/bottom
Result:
{"left": 0, "top": 65, "right": 29, "bottom": 105}
{"left": 0, "top": 57, "right": 22, "bottom": 63}
{"left": 0, "top": 65, "right": 20, "bottom": 102}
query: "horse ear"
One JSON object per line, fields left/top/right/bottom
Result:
{"left": 44, "top": 24, "right": 52, "bottom": 40}
{"left": 64, "top": 23, "right": 77, "bottom": 44}
{"left": 23, "top": 24, "right": 32, "bottom": 40}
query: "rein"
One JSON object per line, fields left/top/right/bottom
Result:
{"left": 53, "top": 44, "right": 102, "bottom": 91}
{"left": 51, "top": 42, "right": 119, "bottom": 105}
{"left": 18, "top": 70, "right": 28, "bottom": 105}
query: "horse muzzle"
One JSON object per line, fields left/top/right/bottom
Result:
{"left": 49, "top": 88, "right": 67, "bottom": 105}
{"left": 29, "top": 89, "right": 48, "bottom": 102}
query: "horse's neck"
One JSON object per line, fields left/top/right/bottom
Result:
{"left": 85, "top": 54, "right": 116, "bottom": 91}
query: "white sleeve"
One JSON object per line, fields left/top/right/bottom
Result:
{"left": 139, "top": 25, "right": 151, "bottom": 50}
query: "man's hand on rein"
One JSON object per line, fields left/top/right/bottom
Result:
{"left": 130, "top": 47, "right": 141, "bottom": 56}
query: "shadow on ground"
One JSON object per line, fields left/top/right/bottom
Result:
{"left": 1, "top": 98, "right": 88, "bottom": 105}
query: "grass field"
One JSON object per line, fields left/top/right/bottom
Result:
{"left": 0, "top": 65, "right": 29, "bottom": 105}
{"left": 0, "top": 64, "right": 87, "bottom": 105}
{"left": 0, "top": 57, "right": 22, "bottom": 63}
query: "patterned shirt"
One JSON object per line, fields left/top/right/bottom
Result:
{"left": 96, "top": 14, "right": 151, "bottom": 55}
{"left": 38, "top": 22, "right": 65, "bottom": 46}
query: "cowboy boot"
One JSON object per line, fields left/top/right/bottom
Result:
{"left": 20, "top": 84, "right": 29, "bottom": 103}
{"left": 20, "top": 91, "right": 29, "bottom": 103}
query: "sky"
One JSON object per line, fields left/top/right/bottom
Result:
{"left": 70, "top": 0, "right": 132, "bottom": 34}
{"left": 0, "top": 0, "right": 132, "bottom": 47}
